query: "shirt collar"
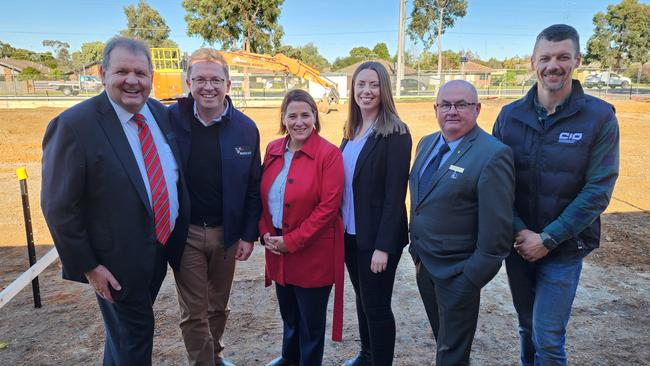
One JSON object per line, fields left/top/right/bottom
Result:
{"left": 107, "top": 96, "right": 151, "bottom": 126}
{"left": 193, "top": 99, "right": 229, "bottom": 126}
{"left": 533, "top": 92, "right": 571, "bottom": 119}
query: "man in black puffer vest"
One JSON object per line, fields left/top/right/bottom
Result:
{"left": 493, "top": 24, "right": 619, "bottom": 366}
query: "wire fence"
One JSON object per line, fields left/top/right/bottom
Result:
{"left": 1, "top": 67, "right": 648, "bottom": 100}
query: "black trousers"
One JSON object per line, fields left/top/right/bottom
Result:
{"left": 96, "top": 245, "right": 168, "bottom": 366}
{"left": 344, "top": 233, "right": 401, "bottom": 366}
{"left": 275, "top": 283, "right": 332, "bottom": 366}
{"left": 415, "top": 262, "right": 481, "bottom": 366}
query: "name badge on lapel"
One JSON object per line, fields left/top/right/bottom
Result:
{"left": 234, "top": 145, "right": 253, "bottom": 157}
{"left": 449, "top": 164, "right": 464, "bottom": 179}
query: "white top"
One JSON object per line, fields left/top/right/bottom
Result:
{"left": 108, "top": 98, "right": 179, "bottom": 230}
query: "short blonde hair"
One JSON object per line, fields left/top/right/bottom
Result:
{"left": 187, "top": 48, "right": 229, "bottom": 80}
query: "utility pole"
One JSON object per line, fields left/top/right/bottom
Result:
{"left": 436, "top": 0, "right": 449, "bottom": 90}
{"left": 396, "top": 0, "right": 406, "bottom": 98}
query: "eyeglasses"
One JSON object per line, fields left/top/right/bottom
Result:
{"left": 435, "top": 102, "right": 478, "bottom": 112}
{"left": 191, "top": 78, "right": 225, "bottom": 87}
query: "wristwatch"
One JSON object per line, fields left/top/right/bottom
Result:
{"left": 539, "top": 232, "right": 559, "bottom": 250}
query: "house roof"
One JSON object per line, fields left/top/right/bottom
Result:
{"left": 336, "top": 59, "right": 416, "bottom": 76}
{"left": 462, "top": 61, "right": 495, "bottom": 73}
{"left": 0, "top": 58, "right": 51, "bottom": 74}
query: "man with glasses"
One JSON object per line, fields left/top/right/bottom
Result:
{"left": 409, "top": 80, "right": 515, "bottom": 365}
{"left": 493, "top": 24, "right": 619, "bottom": 365}
{"left": 169, "top": 48, "right": 261, "bottom": 366}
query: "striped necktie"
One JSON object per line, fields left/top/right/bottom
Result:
{"left": 132, "top": 113, "right": 171, "bottom": 245}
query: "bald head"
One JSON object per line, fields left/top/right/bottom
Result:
{"left": 436, "top": 80, "right": 479, "bottom": 103}
{"left": 434, "top": 80, "right": 481, "bottom": 141}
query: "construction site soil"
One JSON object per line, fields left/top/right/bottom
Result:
{"left": 0, "top": 99, "right": 648, "bottom": 365}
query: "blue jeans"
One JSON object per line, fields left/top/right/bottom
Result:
{"left": 506, "top": 251, "right": 583, "bottom": 366}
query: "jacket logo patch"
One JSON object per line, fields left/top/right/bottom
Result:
{"left": 235, "top": 145, "right": 253, "bottom": 156}
{"left": 558, "top": 132, "right": 583, "bottom": 144}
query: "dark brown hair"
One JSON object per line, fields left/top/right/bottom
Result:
{"left": 279, "top": 89, "right": 321, "bottom": 134}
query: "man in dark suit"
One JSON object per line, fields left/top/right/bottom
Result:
{"left": 409, "top": 80, "right": 515, "bottom": 366}
{"left": 41, "top": 36, "right": 189, "bottom": 365}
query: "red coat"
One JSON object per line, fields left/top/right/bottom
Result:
{"left": 259, "top": 131, "right": 345, "bottom": 341}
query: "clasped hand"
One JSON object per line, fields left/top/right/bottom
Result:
{"left": 514, "top": 229, "right": 550, "bottom": 262}
{"left": 262, "top": 232, "right": 288, "bottom": 255}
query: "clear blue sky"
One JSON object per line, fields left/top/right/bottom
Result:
{"left": 0, "top": 0, "right": 623, "bottom": 62}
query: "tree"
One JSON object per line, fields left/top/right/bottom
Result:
{"left": 331, "top": 43, "right": 393, "bottom": 71}
{"left": 0, "top": 41, "right": 15, "bottom": 58}
{"left": 585, "top": 0, "right": 650, "bottom": 69}
{"left": 183, "top": 0, "right": 284, "bottom": 53}
{"left": 372, "top": 43, "right": 391, "bottom": 60}
{"left": 277, "top": 43, "right": 330, "bottom": 71}
{"left": 17, "top": 67, "right": 42, "bottom": 81}
{"left": 407, "top": 0, "right": 468, "bottom": 81}
{"left": 121, "top": 0, "right": 175, "bottom": 48}
{"left": 42, "top": 40, "right": 71, "bottom": 68}
{"left": 72, "top": 41, "right": 105, "bottom": 68}
{"left": 183, "top": 0, "right": 284, "bottom": 96}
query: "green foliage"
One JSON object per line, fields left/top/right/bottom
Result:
{"left": 373, "top": 43, "right": 391, "bottom": 60}
{"left": 42, "top": 40, "right": 71, "bottom": 69}
{"left": 502, "top": 55, "right": 530, "bottom": 69}
{"left": 38, "top": 52, "right": 58, "bottom": 69}
{"left": 331, "top": 43, "right": 392, "bottom": 70}
{"left": 585, "top": 0, "right": 650, "bottom": 68}
{"left": 0, "top": 41, "right": 15, "bottom": 58}
{"left": 407, "top": 0, "right": 468, "bottom": 50}
{"left": 159, "top": 39, "right": 179, "bottom": 48}
{"left": 17, "top": 67, "right": 42, "bottom": 81}
{"left": 350, "top": 47, "right": 373, "bottom": 58}
{"left": 624, "top": 62, "right": 650, "bottom": 83}
{"left": 71, "top": 41, "right": 105, "bottom": 68}
{"left": 121, "top": 0, "right": 174, "bottom": 48}
{"left": 182, "top": 0, "right": 284, "bottom": 53}
{"left": 50, "top": 68, "right": 66, "bottom": 80}
{"left": 413, "top": 49, "right": 481, "bottom": 70}
{"left": 277, "top": 43, "right": 330, "bottom": 71}
{"left": 475, "top": 57, "right": 503, "bottom": 69}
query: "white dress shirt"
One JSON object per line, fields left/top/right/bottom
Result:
{"left": 108, "top": 98, "right": 179, "bottom": 230}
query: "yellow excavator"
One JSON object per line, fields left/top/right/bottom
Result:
{"left": 150, "top": 48, "right": 339, "bottom": 113}
{"left": 151, "top": 48, "right": 184, "bottom": 101}
{"left": 218, "top": 50, "right": 339, "bottom": 113}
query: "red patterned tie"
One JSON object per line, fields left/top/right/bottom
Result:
{"left": 133, "top": 113, "right": 171, "bottom": 245}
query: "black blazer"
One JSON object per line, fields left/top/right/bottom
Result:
{"left": 41, "top": 92, "right": 190, "bottom": 300}
{"left": 340, "top": 130, "right": 412, "bottom": 254}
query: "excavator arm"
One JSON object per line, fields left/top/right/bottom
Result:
{"left": 219, "top": 50, "right": 339, "bottom": 113}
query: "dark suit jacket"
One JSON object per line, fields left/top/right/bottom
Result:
{"left": 41, "top": 92, "right": 190, "bottom": 300}
{"left": 409, "top": 125, "right": 514, "bottom": 288}
{"left": 340, "top": 131, "right": 412, "bottom": 254}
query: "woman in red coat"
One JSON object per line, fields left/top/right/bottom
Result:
{"left": 259, "top": 89, "right": 345, "bottom": 366}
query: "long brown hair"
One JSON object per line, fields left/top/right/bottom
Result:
{"left": 344, "top": 61, "right": 408, "bottom": 139}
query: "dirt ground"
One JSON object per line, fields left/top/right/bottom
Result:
{"left": 0, "top": 98, "right": 648, "bottom": 365}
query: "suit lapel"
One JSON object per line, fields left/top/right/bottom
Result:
{"left": 411, "top": 133, "right": 439, "bottom": 207}
{"left": 353, "top": 134, "right": 379, "bottom": 182}
{"left": 96, "top": 93, "right": 152, "bottom": 215}
{"left": 411, "top": 133, "right": 441, "bottom": 182}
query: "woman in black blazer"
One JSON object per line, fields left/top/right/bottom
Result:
{"left": 340, "top": 61, "right": 412, "bottom": 366}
